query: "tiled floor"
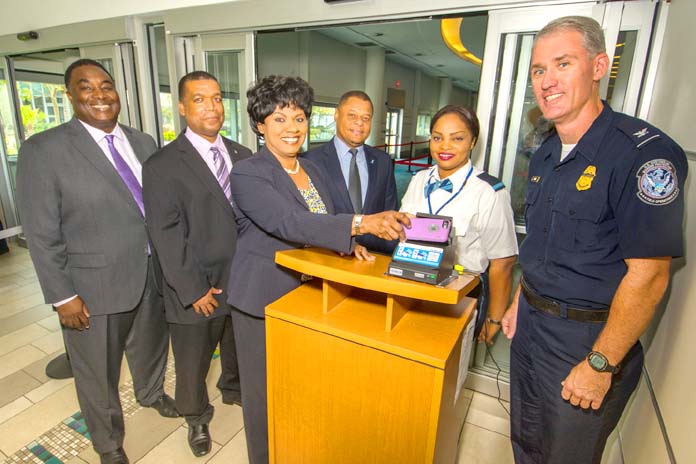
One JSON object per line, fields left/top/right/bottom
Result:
{"left": 0, "top": 243, "right": 514, "bottom": 463}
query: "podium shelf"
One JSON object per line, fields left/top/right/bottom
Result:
{"left": 275, "top": 247, "right": 478, "bottom": 305}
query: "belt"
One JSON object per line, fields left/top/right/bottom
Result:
{"left": 520, "top": 278, "right": 608, "bottom": 323}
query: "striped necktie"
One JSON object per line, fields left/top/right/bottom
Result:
{"left": 211, "top": 146, "right": 232, "bottom": 203}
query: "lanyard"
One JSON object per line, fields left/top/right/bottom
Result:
{"left": 427, "top": 166, "right": 474, "bottom": 215}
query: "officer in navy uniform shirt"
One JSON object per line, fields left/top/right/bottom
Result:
{"left": 501, "top": 16, "right": 687, "bottom": 464}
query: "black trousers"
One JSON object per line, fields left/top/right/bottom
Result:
{"left": 230, "top": 308, "right": 269, "bottom": 464}
{"left": 169, "top": 316, "right": 229, "bottom": 426}
{"left": 63, "top": 260, "right": 169, "bottom": 454}
{"left": 509, "top": 293, "right": 643, "bottom": 464}
{"left": 216, "top": 315, "right": 242, "bottom": 401}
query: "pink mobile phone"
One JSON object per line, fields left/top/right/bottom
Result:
{"left": 404, "top": 216, "right": 451, "bottom": 243}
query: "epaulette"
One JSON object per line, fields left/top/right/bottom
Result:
{"left": 477, "top": 172, "right": 505, "bottom": 191}
{"left": 615, "top": 116, "right": 662, "bottom": 149}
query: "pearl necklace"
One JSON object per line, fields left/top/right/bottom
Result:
{"left": 283, "top": 159, "right": 300, "bottom": 175}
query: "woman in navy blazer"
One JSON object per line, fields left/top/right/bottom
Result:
{"left": 226, "top": 75, "right": 408, "bottom": 464}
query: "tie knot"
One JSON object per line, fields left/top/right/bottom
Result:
{"left": 210, "top": 146, "right": 221, "bottom": 161}
{"left": 349, "top": 148, "right": 358, "bottom": 157}
{"left": 104, "top": 134, "right": 115, "bottom": 146}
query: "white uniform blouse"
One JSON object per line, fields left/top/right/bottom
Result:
{"left": 400, "top": 161, "right": 518, "bottom": 274}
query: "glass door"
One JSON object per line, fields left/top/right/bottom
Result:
{"left": 79, "top": 43, "right": 142, "bottom": 130}
{"left": 170, "top": 32, "right": 256, "bottom": 149}
{"left": 384, "top": 107, "right": 403, "bottom": 158}
{"left": 467, "top": 1, "right": 657, "bottom": 397}
{"left": 0, "top": 42, "right": 141, "bottom": 240}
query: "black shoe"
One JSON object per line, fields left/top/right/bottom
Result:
{"left": 144, "top": 394, "right": 180, "bottom": 418}
{"left": 221, "top": 390, "right": 242, "bottom": 406}
{"left": 99, "top": 447, "right": 129, "bottom": 464}
{"left": 188, "top": 424, "right": 212, "bottom": 457}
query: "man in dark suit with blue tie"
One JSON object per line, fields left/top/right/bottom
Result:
{"left": 16, "top": 59, "right": 177, "bottom": 464}
{"left": 304, "top": 90, "right": 398, "bottom": 254}
{"left": 142, "top": 71, "right": 252, "bottom": 457}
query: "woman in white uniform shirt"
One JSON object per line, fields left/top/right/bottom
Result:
{"left": 400, "top": 105, "right": 518, "bottom": 344}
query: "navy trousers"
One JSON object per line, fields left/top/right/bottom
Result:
{"left": 509, "top": 293, "right": 643, "bottom": 464}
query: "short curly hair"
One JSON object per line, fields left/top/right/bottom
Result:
{"left": 246, "top": 75, "right": 314, "bottom": 137}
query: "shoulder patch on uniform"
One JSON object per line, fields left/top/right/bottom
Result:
{"left": 615, "top": 116, "right": 662, "bottom": 149}
{"left": 477, "top": 172, "right": 505, "bottom": 191}
{"left": 636, "top": 159, "right": 680, "bottom": 205}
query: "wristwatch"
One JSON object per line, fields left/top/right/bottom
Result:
{"left": 586, "top": 351, "right": 620, "bottom": 374}
{"left": 353, "top": 215, "right": 364, "bottom": 235}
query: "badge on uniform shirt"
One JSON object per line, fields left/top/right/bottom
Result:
{"left": 576, "top": 165, "right": 597, "bottom": 191}
{"left": 636, "top": 159, "right": 679, "bottom": 205}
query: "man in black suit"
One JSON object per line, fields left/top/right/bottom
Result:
{"left": 17, "top": 59, "right": 177, "bottom": 464}
{"left": 142, "top": 71, "right": 252, "bottom": 457}
{"left": 304, "top": 90, "right": 399, "bottom": 254}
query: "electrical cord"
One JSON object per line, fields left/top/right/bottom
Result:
{"left": 482, "top": 323, "right": 511, "bottom": 416}
{"left": 456, "top": 324, "right": 511, "bottom": 452}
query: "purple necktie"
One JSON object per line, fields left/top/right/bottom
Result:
{"left": 211, "top": 146, "right": 232, "bottom": 203}
{"left": 104, "top": 134, "right": 144, "bottom": 216}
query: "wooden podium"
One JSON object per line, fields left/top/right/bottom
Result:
{"left": 266, "top": 248, "right": 479, "bottom": 463}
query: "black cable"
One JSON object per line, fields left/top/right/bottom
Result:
{"left": 482, "top": 322, "right": 510, "bottom": 416}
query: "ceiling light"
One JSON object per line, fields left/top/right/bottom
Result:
{"left": 440, "top": 18, "right": 482, "bottom": 66}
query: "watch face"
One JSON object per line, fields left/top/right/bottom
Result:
{"left": 588, "top": 352, "right": 608, "bottom": 371}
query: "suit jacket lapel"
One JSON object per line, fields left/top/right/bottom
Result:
{"left": 121, "top": 124, "right": 148, "bottom": 164}
{"left": 324, "top": 140, "right": 353, "bottom": 211}
{"left": 176, "top": 133, "right": 235, "bottom": 218}
{"left": 363, "top": 146, "right": 378, "bottom": 212}
{"left": 259, "top": 148, "right": 309, "bottom": 211}
{"left": 66, "top": 118, "right": 142, "bottom": 216}
{"left": 222, "top": 138, "right": 246, "bottom": 164}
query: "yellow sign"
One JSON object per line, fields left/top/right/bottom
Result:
{"left": 576, "top": 165, "right": 597, "bottom": 191}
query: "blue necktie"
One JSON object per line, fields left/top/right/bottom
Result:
{"left": 105, "top": 134, "right": 144, "bottom": 216}
{"left": 424, "top": 178, "right": 453, "bottom": 197}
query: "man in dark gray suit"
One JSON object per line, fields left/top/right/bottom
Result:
{"left": 142, "top": 71, "right": 252, "bottom": 457}
{"left": 16, "top": 59, "right": 177, "bottom": 464}
{"left": 304, "top": 90, "right": 399, "bottom": 254}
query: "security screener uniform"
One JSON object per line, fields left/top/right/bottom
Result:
{"left": 400, "top": 161, "right": 518, "bottom": 334}
{"left": 512, "top": 103, "right": 688, "bottom": 463}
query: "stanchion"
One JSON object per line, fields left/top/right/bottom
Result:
{"left": 46, "top": 352, "right": 73, "bottom": 379}
{"left": 46, "top": 332, "right": 73, "bottom": 379}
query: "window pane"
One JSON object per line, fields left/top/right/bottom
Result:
{"left": 206, "top": 51, "right": 241, "bottom": 142}
{"left": 0, "top": 72, "right": 18, "bottom": 155}
{"left": 16, "top": 80, "right": 73, "bottom": 139}
{"left": 416, "top": 113, "right": 431, "bottom": 137}
{"left": 309, "top": 104, "right": 336, "bottom": 143}
{"left": 606, "top": 30, "right": 638, "bottom": 112}
{"left": 160, "top": 92, "right": 176, "bottom": 143}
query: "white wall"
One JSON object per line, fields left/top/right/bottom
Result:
{"left": 0, "top": 0, "right": 563, "bottom": 41}
{"left": 645, "top": 1, "right": 696, "bottom": 153}
{"left": 0, "top": 0, "right": 236, "bottom": 35}
{"left": 308, "top": 32, "right": 367, "bottom": 102}
{"left": 257, "top": 30, "right": 475, "bottom": 148}
{"left": 257, "top": 32, "right": 305, "bottom": 81}
{"left": 618, "top": 1, "right": 696, "bottom": 462}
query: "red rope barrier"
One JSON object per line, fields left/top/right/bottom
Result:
{"left": 394, "top": 153, "right": 431, "bottom": 164}
{"left": 373, "top": 139, "right": 429, "bottom": 150}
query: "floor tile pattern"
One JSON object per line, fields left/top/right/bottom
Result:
{"left": 1, "top": 242, "right": 514, "bottom": 464}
